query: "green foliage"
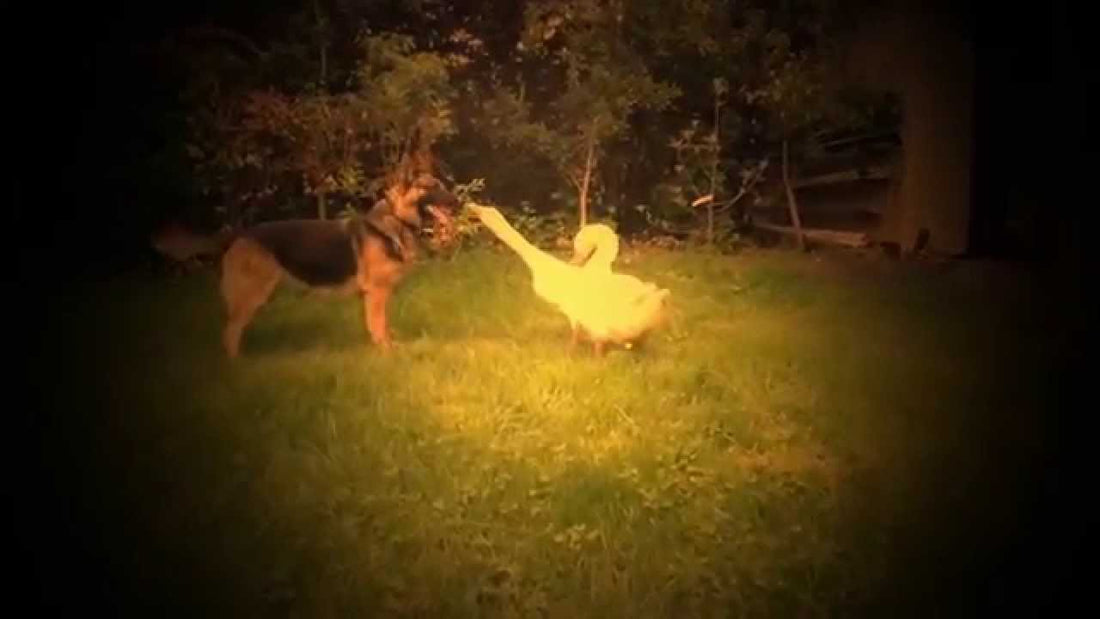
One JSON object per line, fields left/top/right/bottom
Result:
{"left": 432, "top": 177, "right": 493, "bottom": 254}
{"left": 508, "top": 202, "right": 577, "bottom": 249}
{"left": 184, "top": 92, "right": 289, "bottom": 226}
{"left": 168, "top": 0, "right": 897, "bottom": 235}
{"left": 475, "top": 0, "right": 680, "bottom": 225}
{"left": 283, "top": 32, "right": 458, "bottom": 202}
{"left": 730, "top": 1, "right": 896, "bottom": 154}
{"left": 352, "top": 32, "right": 458, "bottom": 176}
{"left": 647, "top": 77, "right": 767, "bottom": 248}
{"left": 180, "top": 28, "right": 460, "bottom": 223}
{"left": 453, "top": 183, "right": 579, "bottom": 255}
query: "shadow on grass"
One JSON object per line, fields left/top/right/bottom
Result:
{"left": 241, "top": 319, "right": 367, "bottom": 356}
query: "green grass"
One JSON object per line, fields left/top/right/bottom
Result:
{"left": 28, "top": 246, "right": 1066, "bottom": 617}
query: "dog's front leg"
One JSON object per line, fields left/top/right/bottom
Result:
{"left": 364, "top": 287, "right": 393, "bottom": 351}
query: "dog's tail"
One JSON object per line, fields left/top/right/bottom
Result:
{"left": 150, "top": 222, "right": 237, "bottom": 264}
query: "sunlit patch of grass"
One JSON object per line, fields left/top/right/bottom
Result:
{"left": 33, "top": 246, "right": 1061, "bottom": 617}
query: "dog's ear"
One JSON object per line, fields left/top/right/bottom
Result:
{"left": 383, "top": 160, "right": 422, "bottom": 226}
{"left": 385, "top": 160, "right": 409, "bottom": 194}
{"left": 403, "top": 124, "right": 436, "bottom": 175}
{"left": 409, "top": 148, "right": 435, "bottom": 177}
{"left": 410, "top": 173, "right": 441, "bottom": 191}
{"left": 387, "top": 136, "right": 438, "bottom": 188}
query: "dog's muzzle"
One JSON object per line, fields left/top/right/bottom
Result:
{"left": 420, "top": 189, "right": 459, "bottom": 248}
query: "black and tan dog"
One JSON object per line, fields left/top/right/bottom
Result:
{"left": 218, "top": 173, "right": 459, "bottom": 357}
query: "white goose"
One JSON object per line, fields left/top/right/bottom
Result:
{"left": 468, "top": 204, "right": 670, "bottom": 355}
{"left": 568, "top": 223, "right": 620, "bottom": 271}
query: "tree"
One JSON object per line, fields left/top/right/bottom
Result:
{"left": 843, "top": 0, "right": 975, "bottom": 255}
{"left": 733, "top": 1, "right": 885, "bottom": 251}
{"left": 662, "top": 78, "right": 770, "bottom": 246}
{"left": 248, "top": 31, "right": 459, "bottom": 219}
{"left": 348, "top": 32, "right": 458, "bottom": 195}
{"left": 756, "top": 51, "right": 829, "bottom": 250}
{"left": 180, "top": 29, "right": 458, "bottom": 224}
{"left": 476, "top": 0, "right": 679, "bottom": 230}
{"left": 182, "top": 75, "right": 286, "bottom": 228}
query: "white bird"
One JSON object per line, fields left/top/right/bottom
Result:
{"left": 468, "top": 204, "right": 670, "bottom": 355}
{"left": 568, "top": 223, "right": 620, "bottom": 271}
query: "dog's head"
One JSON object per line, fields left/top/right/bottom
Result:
{"left": 386, "top": 173, "right": 459, "bottom": 246}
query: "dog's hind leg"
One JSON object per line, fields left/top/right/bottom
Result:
{"left": 220, "top": 239, "right": 282, "bottom": 358}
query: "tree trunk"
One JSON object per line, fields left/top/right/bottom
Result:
{"left": 753, "top": 222, "right": 871, "bottom": 248}
{"left": 843, "top": 2, "right": 973, "bottom": 255}
{"left": 781, "top": 139, "right": 807, "bottom": 251}
{"left": 707, "top": 89, "right": 723, "bottom": 245}
{"left": 313, "top": 0, "right": 328, "bottom": 221}
{"left": 579, "top": 124, "right": 597, "bottom": 228}
{"left": 706, "top": 172, "right": 716, "bottom": 245}
{"left": 313, "top": 0, "right": 327, "bottom": 86}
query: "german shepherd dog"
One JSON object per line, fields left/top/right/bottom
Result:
{"left": 217, "top": 172, "right": 459, "bottom": 357}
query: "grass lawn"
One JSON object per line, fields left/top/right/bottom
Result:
{"left": 20, "top": 245, "right": 1080, "bottom": 617}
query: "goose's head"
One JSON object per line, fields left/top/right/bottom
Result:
{"left": 569, "top": 223, "right": 619, "bottom": 268}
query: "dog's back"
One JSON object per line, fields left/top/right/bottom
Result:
{"left": 241, "top": 220, "right": 360, "bottom": 287}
